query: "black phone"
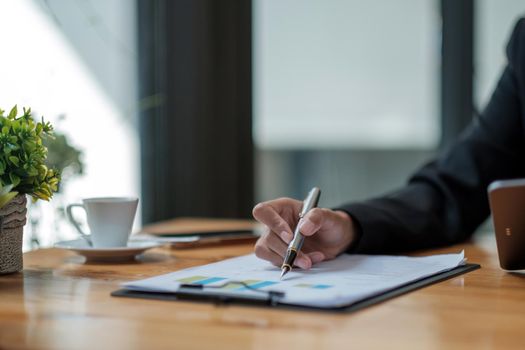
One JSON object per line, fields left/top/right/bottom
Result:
{"left": 488, "top": 179, "right": 525, "bottom": 270}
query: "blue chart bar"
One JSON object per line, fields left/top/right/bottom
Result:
{"left": 236, "top": 280, "right": 278, "bottom": 291}
{"left": 313, "top": 284, "right": 332, "bottom": 289}
{"left": 196, "top": 277, "right": 227, "bottom": 285}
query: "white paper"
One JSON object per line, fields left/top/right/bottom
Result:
{"left": 122, "top": 251, "right": 465, "bottom": 308}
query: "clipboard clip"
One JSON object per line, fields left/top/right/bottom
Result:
{"left": 180, "top": 281, "right": 286, "bottom": 305}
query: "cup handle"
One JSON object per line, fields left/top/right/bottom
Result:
{"left": 66, "top": 204, "right": 90, "bottom": 240}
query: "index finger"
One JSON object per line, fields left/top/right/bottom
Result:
{"left": 252, "top": 200, "right": 294, "bottom": 242}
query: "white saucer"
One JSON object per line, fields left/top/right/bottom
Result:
{"left": 54, "top": 239, "right": 160, "bottom": 262}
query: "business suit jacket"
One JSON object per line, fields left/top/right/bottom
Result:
{"left": 339, "top": 18, "right": 525, "bottom": 254}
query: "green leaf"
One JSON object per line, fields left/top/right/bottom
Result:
{"left": 8, "top": 105, "right": 17, "bottom": 119}
{"left": 0, "top": 191, "right": 18, "bottom": 209}
{"left": 7, "top": 143, "right": 19, "bottom": 151}
{"left": 9, "top": 173, "right": 20, "bottom": 187}
{"left": 23, "top": 140, "right": 36, "bottom": 152}
{"left": 38, "top": 164, "right": 48, "bottom": 178}
{"left": 8, "top": 156, "right": 19, "bottom": 166}
{"left": 27, "top": 167, "right": 38, "bottom": 177}
{"left": 0, "top": 183, "right": 14, "bottom": 196}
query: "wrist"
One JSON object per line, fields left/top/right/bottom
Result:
{"left": 334, "top": 210, "right": 357, "bottom": 253}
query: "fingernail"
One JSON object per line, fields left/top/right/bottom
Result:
{"left": 295, "top": 257, "right": 311, "bottom": 270}
{"left": 299, "top": 218, "right": 314, "bottom": 235}
{"left": 281, "top": 231, "right": 293, "bottom": 243}
{"left": 310, "top": 252, "right": 325, "bottom": 264}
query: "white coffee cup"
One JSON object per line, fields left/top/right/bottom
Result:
{"left": 66, "top": 197, "right": 139, "bottom": 248}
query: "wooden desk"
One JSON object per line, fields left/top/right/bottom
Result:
{"left": 0, "top": 233, "right": 524, "bottom": 349}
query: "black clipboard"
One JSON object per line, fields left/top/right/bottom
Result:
{"left": 111, "top": 263, "right": 480, "bottom": 312}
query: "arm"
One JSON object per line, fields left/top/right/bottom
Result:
{"left": 339, "top": 19, "right": 525, "bottom": 253}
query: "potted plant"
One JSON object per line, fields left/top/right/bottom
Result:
{"left": 0, "top": 106, "right": 60, "bottom": 274}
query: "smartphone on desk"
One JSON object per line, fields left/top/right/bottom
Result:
{"left": 134, "top": 217, "right": 260, "bottom": 248}
{"left": 488, "top": 179, "right": 525, "bottom": 270}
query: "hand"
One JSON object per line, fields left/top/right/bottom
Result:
{"left": 252, "top": 197, "right": 357, "bottom": 269}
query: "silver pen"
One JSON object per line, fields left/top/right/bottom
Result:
{"left": 280, "top": 187, "right": 321, "bottom": 280}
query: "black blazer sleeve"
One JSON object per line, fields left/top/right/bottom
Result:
{"left": 337, "top": 18, "right": 525, "bottom": 254}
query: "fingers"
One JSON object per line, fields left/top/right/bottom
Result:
{"left": 252, "top": 198, "right": 299, "bottom": 240}
{"left": 294, "top": 252, "right": 312, "bottom": 269}
{"left": 254, "top": 233, "right": 313, "bottom": 269}
{"left": 252, "top": 199, "right": 331, "bottom": 270}
{"left": 307, "top": 251, "right": 325, "bottom": 264}
{"left": 299, "top": 207, "right": 328, "bottom": 236}
{"left": 254, "top": 239, "right": 283, "bottom": 267}
{"left": 264, "top": 231, "right": 289, "bottom": 256}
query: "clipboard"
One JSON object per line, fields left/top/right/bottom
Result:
{"left": 111, "top": 263, "right": 480, "bottom": 312}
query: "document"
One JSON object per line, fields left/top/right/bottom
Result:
{"left": 122, "top": 251, "right": 466, "bottom": 308}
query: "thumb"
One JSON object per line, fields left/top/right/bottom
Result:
{"left": 298, "top": 208, "right": 326, "bottom": 237}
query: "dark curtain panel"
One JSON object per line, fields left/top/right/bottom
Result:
{"left": 138, "top": 0, "right": 253, "bottom": 224}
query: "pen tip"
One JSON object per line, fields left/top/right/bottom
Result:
{"left": 280, "top": 266, "right": 290, "bottom": 280}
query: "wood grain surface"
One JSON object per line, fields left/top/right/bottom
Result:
{"left": 0, "top": 230, "right": 524, "bottom": 349}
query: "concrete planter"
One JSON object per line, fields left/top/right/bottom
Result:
{"left": 0, "top": 194, "right": 27, "bottom": 274}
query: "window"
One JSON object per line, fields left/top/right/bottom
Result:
{"left": 475, "top": 0, "right": 525, "bottom": 109}
{"left": 0, "top": 0, "right": 139, "bottom": 247}
{"left": 253, "top": 0, "right": 440, "bottom": 149}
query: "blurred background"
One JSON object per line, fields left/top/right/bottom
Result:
{"left": 0, "top": 0, "right": 523, "bottom": 249}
